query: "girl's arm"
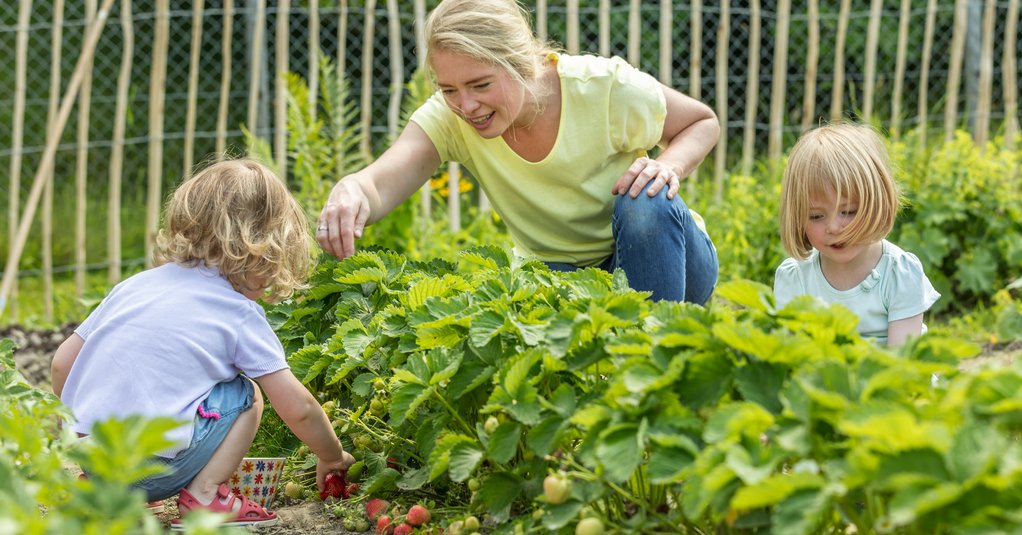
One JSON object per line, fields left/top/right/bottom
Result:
{"left": 887, "top": 313, "right": 924, "bottom": 346}
{"left": 255, "top": 369, "right": 355, "bottom": 491}
{"left": 51, "top": 333, "right": 85, "bottom": 397}
{"left": 613, "top": 84, "right": 720, "bottom": 199}
{"left": 318, "top": 122, "right": 441, "bottom": 260}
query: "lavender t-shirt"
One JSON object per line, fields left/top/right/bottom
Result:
{"left": 61, "top": 263, "right": 288, "bottom": 457}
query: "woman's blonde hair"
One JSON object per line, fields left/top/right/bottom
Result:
{"left": 424, "top": 0, "right": 558, "bottom": 100}
{"left": 155, "top": 159, "right": 313, "bottom": 303}
{"left": 779, "top": 123, "right": 901, "bottom": 260}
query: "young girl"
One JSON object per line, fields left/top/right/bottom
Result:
{"left": 774, "top": 123, "right": 940, "bottom": 346}
{"left": 316, "top": 0, "right": 719, "bottom": 303}
{"left": 51, "top": 159, "right": 354, "bottom": 528}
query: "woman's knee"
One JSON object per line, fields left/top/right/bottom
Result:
{"left": 613, "top": 189, "right": 689, "bottom": 237}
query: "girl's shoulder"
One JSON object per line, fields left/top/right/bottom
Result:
{"left": 879, "top": 240, "right": 928, "bottom": 279}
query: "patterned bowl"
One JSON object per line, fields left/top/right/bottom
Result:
{"left": 228, "top": 456, "right": 286, "bottom": 509}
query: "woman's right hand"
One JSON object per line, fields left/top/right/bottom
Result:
{"left": 317, "top": 178, "right": 372, "bottom": 260}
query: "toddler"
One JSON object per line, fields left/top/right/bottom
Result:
{"left": 51, "top": 159, "right": 354, "bottom": 528}
{"left": 774, "top": 123, "right": 940, "bottom": 346}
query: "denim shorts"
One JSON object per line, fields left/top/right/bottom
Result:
{"left": 133, "top": 375, "right": 255, "bottom": 502}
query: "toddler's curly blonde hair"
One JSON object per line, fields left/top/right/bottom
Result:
{"left": 155, "top": 159, "right": 312, "bottom": 303}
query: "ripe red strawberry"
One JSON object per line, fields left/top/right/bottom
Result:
{"left": 393, "top": 523, "right": 414, "bottom": 535}
{"left": 320, "top": 472, "right": 348, "bottom": 501}
{"left": 366, "top": 498, "right": 390, "bottom": 521}
{"left": 376, "top": 514, "right": 394, "bottom": 534}
{"left": 407, "top": 504, "right": 431, "bottom": 526}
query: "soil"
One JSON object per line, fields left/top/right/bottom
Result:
{"left": 4, "top": 324, "right": 1021, "bottom": 533}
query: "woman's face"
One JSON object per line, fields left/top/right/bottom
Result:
{"left": 431, "top": 49, "right": 527, "bottom": 138}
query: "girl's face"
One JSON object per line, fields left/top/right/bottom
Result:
{"left": 805, "top": 188, "right": 870, "bottom": 266}
{"left": 431, "top": 49, "right": 527, "bottom": 138}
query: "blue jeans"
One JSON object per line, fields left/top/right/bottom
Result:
{"left": 547, "top": 184, "right": 718, "bottom": 303}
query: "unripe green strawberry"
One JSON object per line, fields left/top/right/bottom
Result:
{"left": 283, "top": 481, "right": 302, "bottom": 499}
{"left": 463, "top": 515, "right": 480, "bottom": 532}
{"left": 483, "top": 416, "right": 499, "bottom": 433}
{"left": 543, "top": 473, "right": 572, "bottom": 504}
{"left": 370, "top": 399, "right": 386, "bottom": 416}
{"left": 373, "top": 378, "right": 388, "bottom": 392}
{"left": 575, "top": 517, "right": 605, "bottom": 535}
{"left": 467, "top": 478, "right": 481, "bottom": 492}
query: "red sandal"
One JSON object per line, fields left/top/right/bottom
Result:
{"left": 170, "top": 483, "right": 278, "bottom": 530}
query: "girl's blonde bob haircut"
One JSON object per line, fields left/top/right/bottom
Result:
{"left": 424, "top": 0, "right": 558, "bottom": 96}
{"left": 779, "top": 123, "right": 900, "bottom": 260}
{"left": 155, "top": 159, "right": 313, "bottom": 303}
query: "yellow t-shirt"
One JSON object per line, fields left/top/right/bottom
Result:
{"left": 411, "top": 53, "right": 680, "bottom": 266}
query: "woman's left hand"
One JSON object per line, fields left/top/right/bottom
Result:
{"left": 612, "top": 156, "right": 682, "bottom": 199}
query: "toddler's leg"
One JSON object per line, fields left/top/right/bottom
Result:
{"left": 610, "top": 182, "right": 718, "bottom": 303}
{"left": 183, "top": 378, "right": 264, "bottom": 506}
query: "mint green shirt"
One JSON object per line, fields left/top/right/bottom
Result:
{"left": 773, "top": 240, "right": 941, "bottom": 345}
{"left": 411, "top": 54, "right": 672, "bottom": 266}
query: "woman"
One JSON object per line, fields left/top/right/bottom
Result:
{"left": 318, "top": 0, "right": 720, "bottom": 302}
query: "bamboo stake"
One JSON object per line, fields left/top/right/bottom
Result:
{"left": 944, "top": 0, "right": 968, "bottom": 142}
{"left": 890, "top": 0, "right": 910, "bottom": 137}
{"left": 1004, "top": 0, "right": 1019, "bottom": 152}
{"left": 918, "top": 0, "right": 937, "bottom": 148}
{"left": 414, "top": 0, "right": 430, "bottom": 226}
{"left": 659, "top": 0, "right": 672, "bottom": 83}
{"left": 0, "top": 0, "right": 117, "bottom": 317}
{"left": 275, "top": 0, "right": 291, "bottom": 179}
{"left": 247, "top": 0, "right": 267, "bottom": 136}
{"left": 448, "top": 162, "right": 461, "bottom": 233}
{"left": 688, "top": 0, "right": 702, "bottom": 197}
{"left": 768, "top": 0, "right": 791, "bottom": 165}
{"left": 830, "top": 0, "right": 850, "bottom": 121}
{"left": 360, "top": 0, "right": 377, "bottom": 161}
{"left": 713, "top": 0, "right": 729, "bottom": 204}
{"left": 76, "top": 0, "right": 97, "bottom": 297}
{"left": 216, "top": 0, "right": 234, "bottom": 158}
{"left": 862, "top": 0, "right": 881, "bottom": 121}
{"left": 386, "top": 0, "right": 403, "bottom": 140}
{"left": 338, "top": 0, "right": 348, "bottom": 75}
{"left": 7, "top": 0, "right": 31, "bottom": 319}
{"left": 567, "top": 0, "right": 579, "bottom": 55}
{"left": 536, "top": 0, "right": 547, "bottom": 41}
{"left": 108, "top": 0, "right": 132, "bottom": 284}
{"left": 44, "top": 0, "right": 65, "bottom": 320}
{"left": 973, "top": 0, "right": 995, "bottom": 152}
{"left": 741, "top": 0, "right": 761, "bottom": 176}
{"left": 599, "top": 0, "right": 610, "bottom": 57}
{"left": 309, "top": 0, "right": 320, "bottom": 118}
{"left": 184, "top": 0, "right": 206, "bottom": 178}
{"left": 146, "top": 0, "right": 170, "bottom": 267}
{"left": 800, "top": 0, "right": 819, "bottom": 133}
{"left": 628, "top": 0, "right": 640, "bottom": 67}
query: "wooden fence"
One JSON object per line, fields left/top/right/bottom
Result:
{"left": 1, "top": 0, "right": 1020, "bottom": 321}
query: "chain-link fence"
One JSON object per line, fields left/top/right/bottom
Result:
{"left": 0, "top": 0, "right": 1019, "bottom": 316}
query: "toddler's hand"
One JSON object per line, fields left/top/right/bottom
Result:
{"left": 315, "top": 450, "right": 356, "bottom": 492}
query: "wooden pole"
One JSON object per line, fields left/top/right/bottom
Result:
{"left": 247, "top": 0, "right": 267, "bottom": 136}
{"left": 275, "top": 0, "right": 291, "bottom": 179}
{"left": 713, "top": 0, "right": 729, "bottom": 204}
{"left": 184, "top": 0, "right": 205, "bottom": 178}
{"left": 360, "top": 0, "right": 377, "bottom": 161}
{"left": 309, "top": 0, "right": 320, "bottom": 118}
{"left": 108, "top": 0, "right": 132, "bottom": 284}
{"left": 536, "top": 0, "right": 547, "bottom": 41}
{"left": 659, "top": 0, "right": 672, "bottom": 84}
{"left": 862, "top": 0, "right": 881, "bottom": 121}
{"left": 891, "top": 0, "right": 910, "bottom": 138}
{"left": 338, "top": 0, "right": 348, "bottom": 75}
{"left": 146, "top": 0, "right": 170, "bottom": 267}
{"left": 216, "top": 0, "right": 234, "bottom": 158}
{"left": 44, "top": 0, "right": 65, "bottom": 320}
{"left": 768, "top": 0, "right": 791, "bottom": 165}
{"left": 567, "top": 0, "right": 579, "bottom": 55}
{"left": 628, "top": 0, "right": 641, "bottom": 67}
{"left": 944, "top": 0, "right": 968, "bottom": 142}
{"left": 688, "top": 0, "right": 702, "bottom": 196}
{"left": 448, "top": 162, "right": 461, "bottom": 233}
{"left": 741, "top": 0, "right": 761, "bottom": 176}
{"left": 1004, "top": 0, "right": 1019, "bottom": 152}
{"left": 7, "top": 0, "right": 31, "bottom": 319}
{"left": 830, "top": 0, "right": 850, "bottom": 121}
{"left": 599, "top": 0, "right": 610, "bottom": 57}
{"left": 0, "top": 0, "right": 117, "bottom": 318}
{"left": 801, "top": 0, "right": 819, "bottom": 133}
{"left": 414, "top": 0, "right": 431, "bottom": 227}
{"left": 75, "top": 0, "right": 98, "bottom": 297}
{"left": 973, "top": 0, "right": 995, "bottom": 152}
{"left": 386, "top": 0, "right": 403, "bottom": 140}
{"left": 918, "top": 0, "right": 937, "bottom": 148}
